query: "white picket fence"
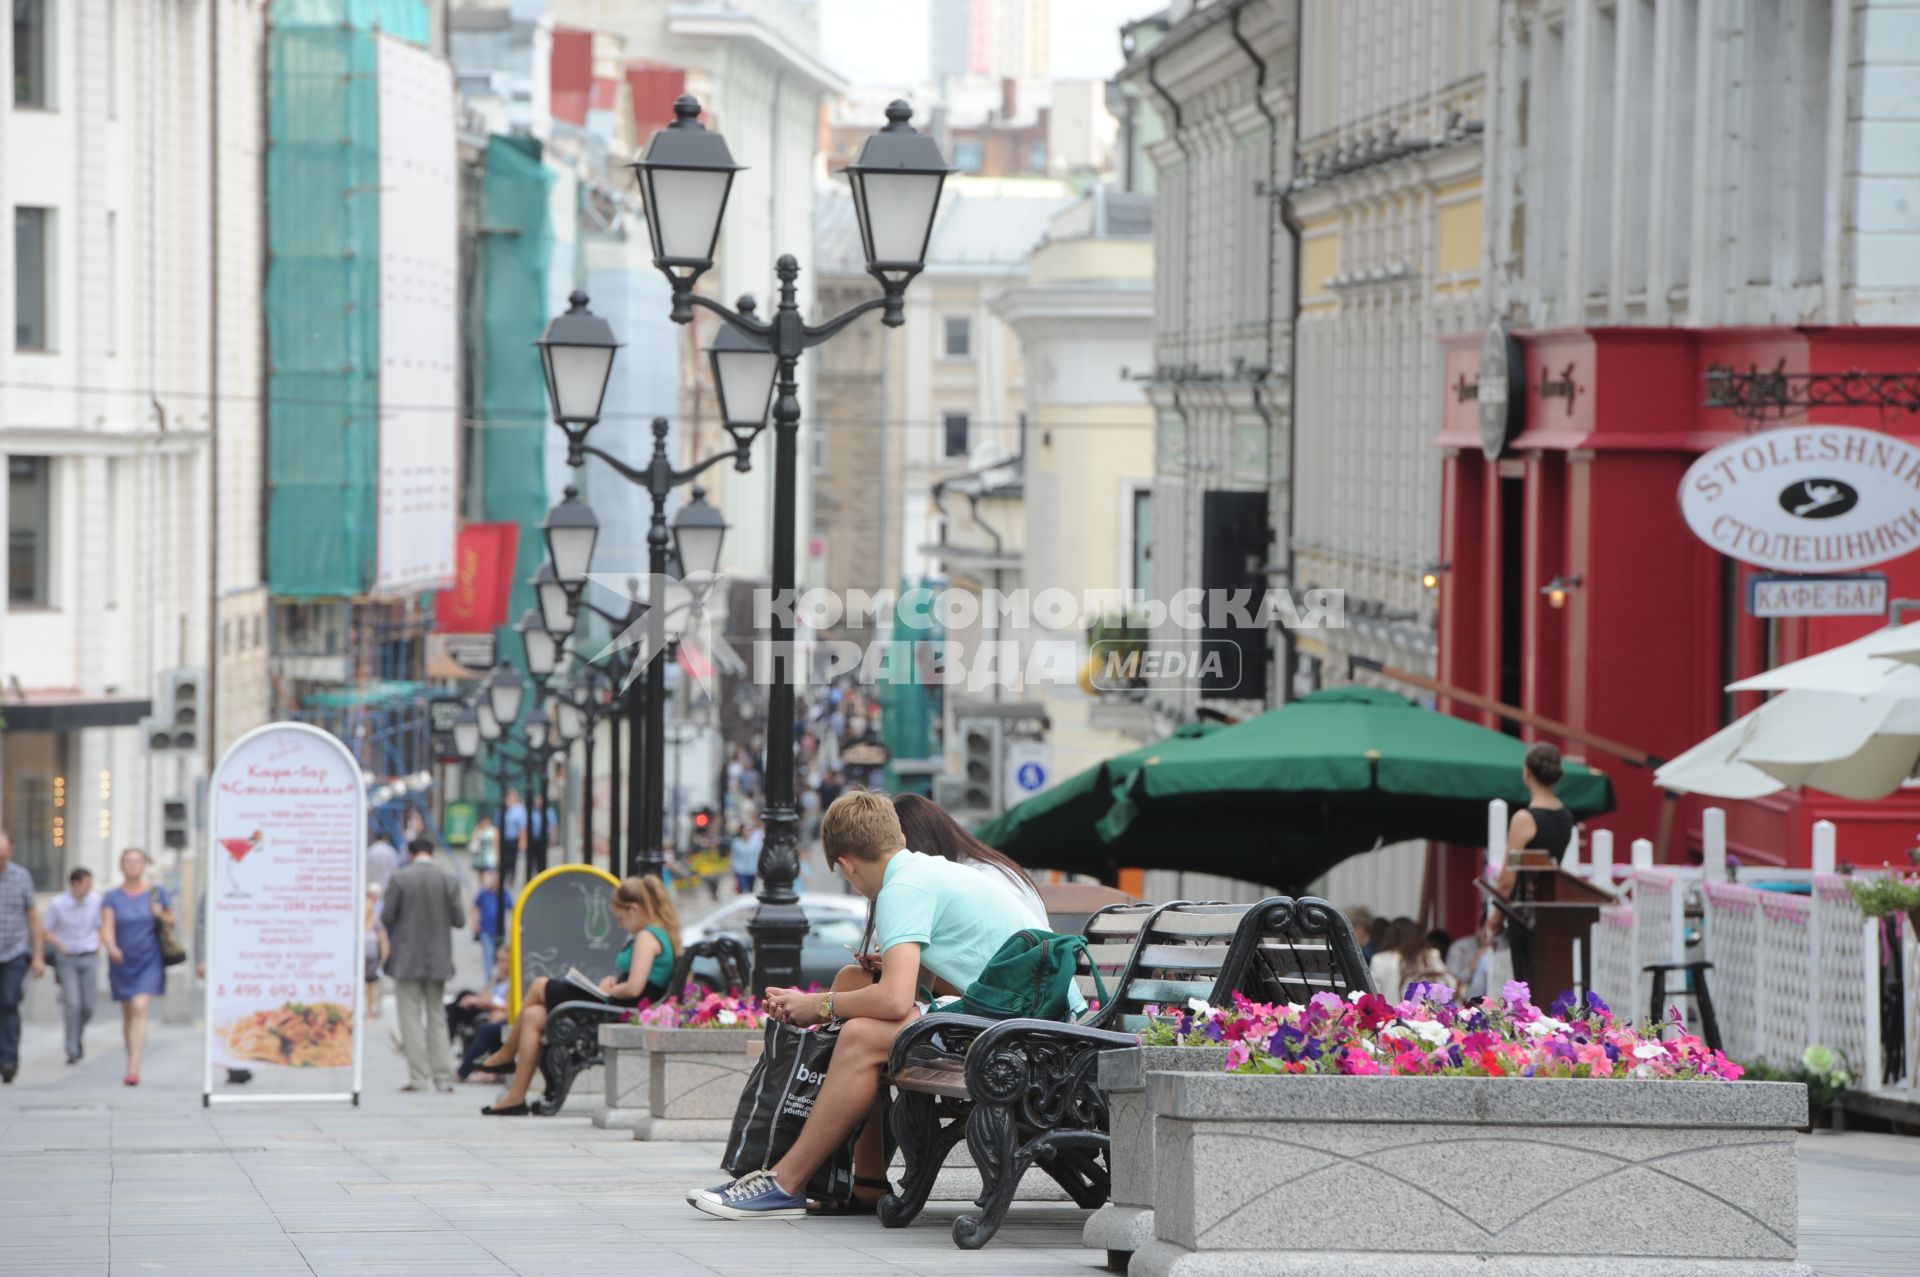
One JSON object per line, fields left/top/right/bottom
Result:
{"left": 1489, "top": 801, "right": 1919, "bottom": 1094}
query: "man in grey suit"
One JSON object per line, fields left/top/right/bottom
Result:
{"left": 381, "top": 838, "right": 464, "bottom": 1092}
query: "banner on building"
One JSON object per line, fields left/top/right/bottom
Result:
{"left": 203, "top": 722, "right": 367, "bottom": 1105}
{"left": 374, "top": 34, "right": 460, "bottom": 595}
{"left": 433, "top": 523, "right": 520, "bottom": 631}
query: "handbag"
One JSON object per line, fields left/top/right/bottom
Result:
{"left": 721, "top": 1020, "right": 856, "bottom": 1203}
{"left": 152, "top": 892, "right": 187, "bottom": 968}
{"left": 957, "top": 929, "right": 1106, "bottom": 1022}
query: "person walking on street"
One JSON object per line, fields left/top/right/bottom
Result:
{"left": 527, "top": 795, "right": 550, "bottom": 880}
{"left": 501, "top": 790, "right": 528, "bottom": 889}
{"left": 44, "top": 867, "right": 103, "bottom": 1064}
{"left": 100, "top": 848, "right": 172, "bottom": 1086}
{"left": 470, "top": 870, "right": 514, "bottom": 980}
{"left": 730, "top": 809, "right": 763, "bottom": 896}
{"left": 470, "top": 814, "right": 500, "bottom": 874}
{"left": 363, "top": 884, "right": 390, "bottom": 1020}
{"left": 365, "top": 828, "right": 399, "bottom": 896}
{"left": 381, "top": 837, "right": 464, "bottom": 1093}
{"left": 0, "top": 832, "right": 49, "bottom": 1084}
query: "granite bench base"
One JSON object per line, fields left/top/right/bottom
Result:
{"left": 631, "top": 1028, "right": 761, "bottom": 1142}
{"left": 1081, "top": 1046, "right": 1228, "bottom": 1271}
{"left": 591, "top": 1025, "right": 650, "bottom": 1130}
{"left": 1130, "top": 1072, "right": 1813, "bottom": 1277}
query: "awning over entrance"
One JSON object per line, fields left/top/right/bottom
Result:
{"left": 0, "top": 694, "right": 153, "bottom": 732}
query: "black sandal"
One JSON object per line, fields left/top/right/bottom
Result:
{"left": 806, "top": 1176, "right": 892, "bottom": 1216}
{"left": 481, "top": 1102, "right": 529, "bottom": 1116}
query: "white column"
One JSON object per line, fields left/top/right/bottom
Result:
{"left": 1702, "top": 806, "right": 1727, "bottom": 879}
{"left": 1486, "top": 797, "right": 1509, "bottom": 876}
{"left": 1590, "top": 827, "right": 1615, "bottom": 888}
{"left": 1811, "top": 819, "right": 1837, "bottom": 875}
{"left": 1630, "top": 837, "right": 1654, "bottom": 869}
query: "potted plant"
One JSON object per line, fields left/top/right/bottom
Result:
{"left": 1125, "top": 984, "right": 1811, "bottom": 1277}
{"left": 628, "top": 991, "right": 765, "bottom": 1141}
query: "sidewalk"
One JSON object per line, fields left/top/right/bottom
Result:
{"left": 4, "top": 1019, "right": 1915, "bottom": 1276}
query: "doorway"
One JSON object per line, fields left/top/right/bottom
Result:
{"left": 1498, "top": 476, "right": 1526, "bottom": 736}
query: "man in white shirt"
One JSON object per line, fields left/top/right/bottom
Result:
{"left": 366, "top": 830, "right": 400, "bottom": 896}
{"left": 44, "top": 867, "right": 103, "bottom": 1064}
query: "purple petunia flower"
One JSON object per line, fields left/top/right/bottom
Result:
{"left": 1549, "top": 990, "right": 1579, "bottom": 1020}
{"left": 1585, "top": 990, "right": 1610, "bottom": 1018}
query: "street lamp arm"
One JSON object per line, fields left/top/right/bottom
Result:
{"left": 577, "top": 440, "right": 750, "bottom": 492}
{"left": 677, "top": 290, "right": 773, "bottom": 339}
{"left": 576, "top": 595, "right": 649, "bottom": 629}
{"left": 670, "top": 444, "right": 751, "bottom": 488}
{"left": 802, "top": 287, "right": 903, "bottom": 345}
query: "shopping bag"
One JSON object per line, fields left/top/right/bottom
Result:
{"left": 721, "top": 1020, "right": 855, "bottom": 1203}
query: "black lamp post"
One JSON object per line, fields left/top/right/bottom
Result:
{"left": 631, "top": 94, "right": 950, "bottom": 988}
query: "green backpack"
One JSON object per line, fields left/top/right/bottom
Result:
{"left": 958, "top": 929, "right": 1108, "bottom": 1022}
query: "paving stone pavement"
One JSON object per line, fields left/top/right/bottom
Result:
{"left": 2, "top": 1017, "right": 1916, "bottom": 1276}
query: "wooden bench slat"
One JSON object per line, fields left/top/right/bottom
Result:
{"left": 1121, "top": 977, "right": 1217, "bottom": 1003}
{"left": 1131, "top": 943, "right": 1230, "bottom": 968}
{"left": 1151, "top": 910, "right": 1257, "bottom": 937}
{"left": 894, "top": 1062, "right": 971, "bottom": 1100}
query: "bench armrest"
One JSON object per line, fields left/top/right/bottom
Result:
{"left": 963, "top": 1018, "right": 1138, "bottom": 1127}
{"left": 887, "top": 1010, "right": 1002, "bottom": 1078}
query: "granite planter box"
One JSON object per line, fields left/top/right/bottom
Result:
{"left": 1081, "top": 1046, "right": 1228, "bottom": 1272}
{"left": 591, "top": 1023, "right": 651, "bottom": 1130}
{"left": 1131, "top": 1072, "right": 1813, "bottom": 1277}
{"left": 632, "top": 1027, "right": 761, "bottom": 1142}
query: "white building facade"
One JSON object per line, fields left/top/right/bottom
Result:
{"left": 2, "top": 0, "right": 270, "bottom": 898}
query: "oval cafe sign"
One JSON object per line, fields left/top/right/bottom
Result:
{"left": 1679, "top": 424, "right": 1920, "bottom": 573}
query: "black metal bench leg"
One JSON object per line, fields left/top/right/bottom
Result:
{"left": 1037, "top": 1144, "right": 1110, "bottom": 1209}
{"left": 1691, "top": 968, "right": 1724, "bottom": 1055}
{"left": 953, "top": 1097, "right": 1029, "bottom": 1250}
{"left": 880, "top": 1090, "right": 962, "bottom": 1229}
{"left": 530, "top": 1041, "right": 577, "bottom": 1116}
{"left": 1648, "top": 968, "right": 1669, "bottom": 1033}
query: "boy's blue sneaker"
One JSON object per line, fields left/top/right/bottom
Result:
{"left": 688, "top": 1170, "right": 807, "bottom": 1219}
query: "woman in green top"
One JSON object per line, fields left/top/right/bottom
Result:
{"left": 481, "top": 875, "right": 680, "bottom": 1115}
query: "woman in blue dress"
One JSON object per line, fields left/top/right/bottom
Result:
{"left": 100, "top": 848, "right": 174, "bottom": 1086}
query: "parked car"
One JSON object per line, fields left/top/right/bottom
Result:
{"left": 683, "top": 892, "right": 869, "bottom": 991}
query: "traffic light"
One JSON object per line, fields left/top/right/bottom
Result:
{"left": 141, "top": 667, "right": 206, "bottom": 752}
{"left": 690, "top": 806, "right": 716, "bottom": 848}
{"left": 163, "top": 798, "right": 190, "bottom": 851}
{"left": 958, "top": 716, "right": 1002, "bottom": 813}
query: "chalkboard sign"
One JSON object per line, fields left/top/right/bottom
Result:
{"left": 509, "top": 865, "right": 622, "bottom": 1016}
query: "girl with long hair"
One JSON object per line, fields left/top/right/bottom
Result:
{"left": 479, "top": 875, "right": 680, "bottom": 1116}
{"left": 892, "top": 792, "right": 1046, "bottom": 927}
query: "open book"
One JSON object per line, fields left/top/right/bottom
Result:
{"left": 559, "top": 967, "right": 610, "bottom": 1001}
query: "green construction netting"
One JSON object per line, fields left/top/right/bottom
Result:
{"left": 265, "top": 0, "right": 432, "bottom": 596}
{"left": 882, "top": 578, "right": 945, "bottom": 794}
{"left": 478, "top": 134, "right": 555, "bottom": 677}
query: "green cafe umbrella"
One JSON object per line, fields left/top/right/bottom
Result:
{"left": 979, "top": 687, "right": 1615, "bottom": 891}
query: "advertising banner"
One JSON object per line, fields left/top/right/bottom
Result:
{"left": 432, "top": 523, "right": 520, "bottom": 632}
{"left": 374, "top": 33, "right": 459, "bottom": 595}
{"left": 203, "top": 723, "right": 366, "bottom": 1105}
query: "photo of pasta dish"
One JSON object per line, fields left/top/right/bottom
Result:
{"left": 220, "top": 1002, "right": 355, "bottom": 1067}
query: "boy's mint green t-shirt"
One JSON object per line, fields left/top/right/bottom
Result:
{"left": 871, "top": 849, "right": 1087, "bottom": 1014}
{"left": 872, "top": 849, "right": 1026, "bottom": 993}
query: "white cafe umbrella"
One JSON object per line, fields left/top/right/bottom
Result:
{"left": 1729, "top": 620, "right": 1920, "bottom": 697}
{"left": 1655, "top": 691, "right": 1920, "bottom": 800}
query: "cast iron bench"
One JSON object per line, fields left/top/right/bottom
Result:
{"left": 532, "top": 934, "right": 752, "bottom": 1116}
{"left": 879, "top": 896, "right": 1372, "bottom": 1247}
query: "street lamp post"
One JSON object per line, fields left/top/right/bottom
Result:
{"left": 631, "top": 94, "right": 949, "bottom": 988}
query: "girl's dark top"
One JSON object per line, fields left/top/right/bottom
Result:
{"left": 1524, "top": 805, "right": 1574, "bottom": 858}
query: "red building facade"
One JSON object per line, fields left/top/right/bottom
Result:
{"left": 1433, "top": 326, "right": 1920, "bottom": 925}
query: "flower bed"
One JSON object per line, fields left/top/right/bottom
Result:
{"left": 1142, "top": 981, "right": 1744, "bottom": 1081}
{"left": 1125, "top": 983, "right": 1810, "bottom": 1276}
{"left": 626, "top": 989, "right": 765, "bottom": 1030}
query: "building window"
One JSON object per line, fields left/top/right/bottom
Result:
{"left": 15, "top": 206, "right": 53, "bottom": 350}
{"left": 943, "top": 412, "right": 970, "bottom": 458}
{"left": 954, "top": 140, "right": 983, "bottom": 173}
{"left": 810, "top": 422, "right": 826, "bottom": 473}
{"left": 1130, "top": 487, "right": 1154, "bottom": 597}
{"left": 13, "top": 0, "right": 51, "bottom": 109}
{"left": 1027, "top": 141, "right": 1047, "bottom": 173}
{"left": 942, "top": 315, "right": 971, "bottom": 359}
{"left": 9, "top": 455, "right": 52, "bottom": 606}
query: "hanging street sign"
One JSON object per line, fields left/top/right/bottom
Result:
{"left": 1747, "top": 573, "right": 1888, "bottom": 618}
{"left": 1679, "top": 424, "right": 1920, "bottom": 573}
{"left": 1478, "top": 318, "right": 1527, "bottom": 461}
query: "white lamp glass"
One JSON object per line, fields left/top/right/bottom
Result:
{"left": 477, "top": 701, "right": 501, "bottom": 741}
{"left": 648, "top": 168, "right": 733, "bottom": 262}
{"left": 524, "top": 626, "right": 558, "bottom": 678}
{"left": 544, "top": 343, "right": 617, "bottom": 423}
{"left": 714, "top": 347, "right": 777, "bottom": 428}
{"left": 854, "top": 171, "right": 945, "bottom": 267}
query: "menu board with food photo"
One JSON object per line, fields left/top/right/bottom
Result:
{"left": 204, "top": 722, "right": 366, "bottom": 1101}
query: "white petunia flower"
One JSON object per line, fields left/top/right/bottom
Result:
{"left": 717, "top": 1009, "right": 738, "bottom": 1026}
{"left": 1633, "top": 1042, "right": 1667, "bottom": 1059}
{"left": 1407, "top": 1020, "right": 1450, "bottom": 1047}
